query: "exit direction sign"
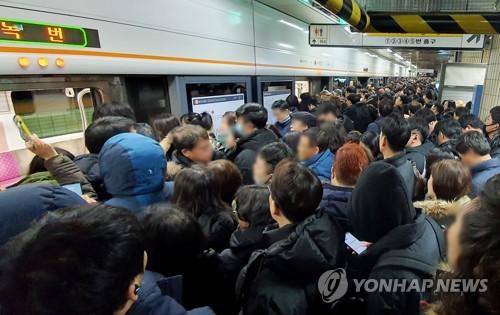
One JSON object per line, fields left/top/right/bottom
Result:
{"left": 309, "top": 24, "right": 485, "bottom": 50}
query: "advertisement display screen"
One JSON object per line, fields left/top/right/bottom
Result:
{"left": 263, "top": 89, "right": 291, "bottom": 124}
{"left": 191, "top": 94, "right": 245, "bottom": 134}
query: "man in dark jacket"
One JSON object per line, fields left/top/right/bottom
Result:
{"left": 319, "top": 143, "right": 370, "bottom": 229}
{"left": 100, "top": 133, "right": 172, "bottom": 212}
{"left": 347, "top": 162, "right": 443, "bottom": 315}
{"left": 456, "top": 131, "right": 500, "bottom": 198}
{"left": 434, "top": 118, "right": 461, "bottom": 156}
{"left": 316, "top": 101, "right": 354, "bottom": 132}
{"left": 236, "top": 161, "right": 345, "bottom": 315}
{"left": 380, "top": 114, "right": 415, "bottom": 201}
{"left": 405, "top": 117, "right": 435, "bottom": 175}
{"left": 74, "top": 116, "right": 135, "bottom": 200}
{"left": 298, "top": 127, "right": 334, "bottom": 182}
{"left": 0, "top": 184, "right": 86, "bottom": 247}
{"left": 290, "top": 111, "right": 318, "bottom": 133}
{"left": 230, "top": 103, "right": 279, "bottom": 184}
{"left": 366, "top": 99, "right": 394, "bottom": 134}
{"left": 271, "top": 100, "right": 292, "bottom": 136}
{"left": 344, "top": 94, "right": 372, "bottom": 132}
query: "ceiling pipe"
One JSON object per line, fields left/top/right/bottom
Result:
{"left": 316, "top": 0, "right": 500, "bottom": 34}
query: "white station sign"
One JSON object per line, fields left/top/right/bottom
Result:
{"left": 309, "top": 24, "right": 485, "bottom": 50}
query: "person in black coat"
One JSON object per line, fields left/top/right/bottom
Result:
{"left": 344, "top": 94, "right": 372, "bottom": 133}
{"left": 236, "top": 161, "right": 346, "bottom": 315}
{"left": 229, "top": 103, "right": 279, "bottom": 184}
{"left": 345, "top": 162, "right": 444, "bottom": 315}
{"left": 319, "top": 143, "right": 370, "bottom": 230}
{"left": 316, "top": 101, "right": 355, "bottom": 133}
{"left": 139, "top": 204, "right": 225, "bottom": 314}
{"left": 379, "top": 114, "right": 416, "bottom": 201}
{"left": 405, "top": 117, "right": 435, "bottom": 176}
{"left": 171, "top": 166, "right": 236, "bottom": 253}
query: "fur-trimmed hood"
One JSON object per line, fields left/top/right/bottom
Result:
{"left": 414, "top": 196, "right": 470, "bottom": 221}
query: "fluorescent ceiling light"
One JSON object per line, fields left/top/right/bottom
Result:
{"left": 385, "top": 49, "right": 393, "bottom": 53}
{"left": 279, "top": 20, "right": 304, "bottom": 31}
{"left": 278, "top": 43, "right": 294, "bottom": 49}
{"left": 393, "top": 53, "right": 404, "bottom": 60}
{"left": 365, "top": 52, "right": 376, "bottom": 57}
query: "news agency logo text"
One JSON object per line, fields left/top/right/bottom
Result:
{"left": 318, "top": 268, "right": 488, "bottom": 304}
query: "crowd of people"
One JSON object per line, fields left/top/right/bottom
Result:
{"left": 0, "top": 79, "right": 500, "bottom": 315}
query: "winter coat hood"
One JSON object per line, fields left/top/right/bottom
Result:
{"left": 99, "top": 133, "right": 167, "bottom": 212}
{"left": 414, "top": 196, "right": 470, "bottom": 222}
{"left": 0, "top": 184, "right": 86, "bottom": 246}
{"left": 319, "top": 184, "right": 352, "bottom": 229}
{"left": 350, "top": 162, "right": 416, "bottom": 243}
{"left": 73, "top": 153, "right": 100, "bottom": 182}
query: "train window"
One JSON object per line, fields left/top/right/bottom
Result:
{"left": 125, "top": 77, "right": 170, "bottom": 123}
{"left": 11, "top": 88, "right": 101, "bottom": 138}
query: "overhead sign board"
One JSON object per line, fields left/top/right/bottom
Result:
{"left": 417, "top": 69, "right": 435, "bottom": 77}
{"left": 309, "top": 24, "right": 485, "bottom": 50}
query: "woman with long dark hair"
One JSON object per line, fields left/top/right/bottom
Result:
{"left": 172, "top": 166, "right": 236, "bottom": 252}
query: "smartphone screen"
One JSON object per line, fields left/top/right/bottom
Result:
{"left": 345, "top": 232, "right": 367, "bottom": 255}
{"left": 61, "top": 183, "right": 83, "bottom": 196}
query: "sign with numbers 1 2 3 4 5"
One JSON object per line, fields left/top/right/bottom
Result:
{"left": 0, "top": 18, "right": 100, "bottom": 48}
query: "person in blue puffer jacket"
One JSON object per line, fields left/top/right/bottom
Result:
{"left": 99, "top": 133, "right": 173, "bottom": 212}
{"left": 298, "top": 127, "right": 334, "bottom": 182}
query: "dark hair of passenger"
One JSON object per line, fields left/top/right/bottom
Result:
{"left": 434, "top": 118, "right": 462, "bottom": 140}
{"left": 84, "top": 116, "right": 135, "bottom": 154}
{"left": 316, "top": 101, "right": 341, "bottom": 116}
{"left": 346, "top": 86, "right": 356, "bottom": 94}
{"left": 443, "top": 100, "right": 456, "bottom": 109}
{"left": 299, "top": 92, "right": 312, "bottom": 103}
{"left": 151, "top": 113, "right": 180, "bottom": 141}
{"left": 270, "top": 161, "right": 322, "bottom": 223}
{"left": 381, "top": 113, "right": 411, "bottom": 152}
{"left": 222, "top": 111, "right": 237, "bottom": 127}
{"left": 282, "top": 131, "right": 301, "bottom": 156}
{"left": 171, "top": 125, "right": 209, "bottom": 151}
{"left": 133, "top": 123, "right": 156, "bottom": 140}
{"left": 430, "top": 160, "right": 471, "bottom": 201}
{"left": 415, "top": 107, "right": 437, "bottom": 123}
{"left": 91, "top": 101, "right": 136, "bottom": 122}
{"left": 367, "top": 104, "right": 379, "bottom": 121}
{"left": 409, "top": 101, "right": 423, "bottom": 115}
{"left": 432, "top": 103, "right": 445, "bottom": 115}
{"left": 379, "top": 99, "right": 395, "bottom": 117}
{"left": 301, "top": 127, "right": 330, "bottom": 153}
{"left": 233, "top": 185, "right": 273, "bottom": 226}
{"left": 454, "top": 106, "right": 471, "bottom": 118}
{"left": 320, "top": 122, "right": 347, "bottom": 153}
{"left": 257, "top": 142, "right": 295, "bottom": 175}
{"left": 456, "top": 131, "right": 491, "bottom": 156}
{"left": 0, "top": 204, "right": 145, "bottom": 315}
{"left": 408, "top": 117, "right": 429, "bottom": 142}
{"left": 28, "top": 147, "right": 75, "bottom": 175}
{"left": 139, "top": 203, "right": 207, "bottom": 277}
{"left": 425, "top": 147, "right": 457, "bottom": 180}
{"left": 235, "top": 103, "right": 268, "bottom": 129}
{"left": 425, "top": 89, "right": 434, "bottom": 100}
{"left": 182, "top": 112, "right": 214, "bottom": 131}
{"left": 346, "top": 130, "right": 362, "bottom": 143}
{"left": 286, "top": 94, "right": 299, "bottom": 110}
{"left": 399, "top": 95, "right": 410, "bottom": 105}
{"left": 361, "top": 131, "right": 380, "bottom": 158}
{"left": 431, "top": 175, "right": 500, "bottom": 315}
{"left": 206, "top": 160, "right": 243, "bottom": 205}
{"left": 271, "top": 99, "right": 289, "bottom": 111}
{"left": 347, "top": 93, "right": 360, "bottom": 104}
{"left": 172, "top": 166, "right": 232, "bottom": 218}
{"left": 458, "top": 114, "right": 483, "bottom": 130}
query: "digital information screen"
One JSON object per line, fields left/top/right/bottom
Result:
{"left": 263, "top": 89, "right": 291, "bottom": 124}
{"left": 192, "top": 94, "right": 245, "bottom": 134}
{"left": 0, "top": 18, "right": 100, "bottom": 48}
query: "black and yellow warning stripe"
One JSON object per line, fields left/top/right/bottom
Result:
{"left": 365, "top": 14, "right": 500, "bottom": 34}
{"left": 316, "top": 0, "right": 370, "bottom": 32}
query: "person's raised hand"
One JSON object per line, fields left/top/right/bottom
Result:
{"left": 27, "top": 135, "right": 58, "bottom": 160}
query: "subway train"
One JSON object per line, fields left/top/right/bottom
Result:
{"left": 0, "top": 0, "right": 409, "bottom": 179}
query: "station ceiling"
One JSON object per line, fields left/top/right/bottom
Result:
{"left": 361, "top": 0, "right": 500, "bottom": 13}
